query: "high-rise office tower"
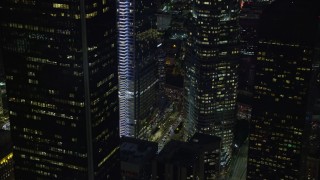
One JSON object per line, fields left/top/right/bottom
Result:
{"left": 247, "top": 0, "right": 320, "bottom": 179}
{"left": 301, "top": 21, "right": 320, "bottom": 180}
{"left": 303, "top": 69, "right": 320, "bottom": 180}
{"left": 237, "top": 1, "right": 269, "bottom": 122}
{"left": 118, "top": 0, "right": 159, "bottom": 138}
{"left": 0, "top": 0, "right": 119, "bottom": 179}
{"left": 184, "top": 0, "right": 240, "bottom": 168}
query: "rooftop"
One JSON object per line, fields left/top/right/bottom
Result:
{"left": 120, "top": 137, "right": 157, "bottom": 164}
{"left": 157, "top": 140, "right": 199, "bottom": 166}
{"left": 259, "top": 0, "right": 320, "bottom": 45}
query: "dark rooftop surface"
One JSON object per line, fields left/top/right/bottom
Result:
{"left": 259, "top": 0, "right": 320, "bottom": 45}
{"left": 189, "top": 132, "right": 221, "bottom": 145}
{"left": 157, "top": 140, "right": 198, "bottom": 166}
{"left": 120, "top": 137, "right": 157, "bottom": 164}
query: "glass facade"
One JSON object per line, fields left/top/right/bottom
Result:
{"left": 0, "top": 0, "right": 119, "bottom": 179}
{"left": 247, "top": 1, "right": 319, "bottom": 178}
{"left": 184, "top": 0, "right": 240, "bottom": 168}
{"left": 247, "top": 40, "right": 314, "bottom": 180}
{"left": 303, "top": 50, "right": 320, "bottom": 180}
{"left": 118, "top": 0, "right": 158, "bottom": 138}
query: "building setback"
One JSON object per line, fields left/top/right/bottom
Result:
{"left": 0, "top": 0, "right": 119, "bottom": 179}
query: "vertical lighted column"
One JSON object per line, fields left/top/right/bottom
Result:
{"left": 118, "top": 0, "right": 135, "bottom": 137}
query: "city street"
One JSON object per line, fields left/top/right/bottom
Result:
{"left": 149, "top": 107, "right": 183, "bottom": 151}
{"left": 228, "top": 139, "right": 248, "bottom": 180}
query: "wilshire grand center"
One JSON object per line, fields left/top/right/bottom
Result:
{"left": 0, "top": 0, "right": 119, "bottom": 179}
{"left": 118, "top": 0, "right": 158, "bottom": 139}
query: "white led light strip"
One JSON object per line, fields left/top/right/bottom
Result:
{"left": 118, "top": 0, "right": 135, "bottom": 137}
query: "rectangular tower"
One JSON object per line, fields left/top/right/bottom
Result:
{"left": 0, "top": 0, "right": 119, "bottom": 179}
{"left": 184, "top": 0, "right": 240, "bottom": 168}
{"left": 247, "top": 0, "right": 320, "bottom": 179}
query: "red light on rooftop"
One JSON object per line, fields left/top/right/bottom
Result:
{"left": 240, "top": 0, "right": 244, "bottom": 9}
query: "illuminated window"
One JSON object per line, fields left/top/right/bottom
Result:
{"left": 86, "top": 12, "right": 98, "bottom": 19}
{"left": 53, "top": 3, "right": 69, "bottom": 10}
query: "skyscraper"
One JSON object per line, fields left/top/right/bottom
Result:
{"left": 184, "top": 0, "right": 240, "bottom": 168}
{"left": 303, "top": 70, "right": 320, "bottom": 180}
{"left": 237, "top": 1, "right": 269, "bottom": 122}
{"left": 247, "top": 0, "right": 320, "bottom": 179}
{"left": 0, "top": 0, "right": 119, "bottom": 179}
{"left": 301, "top": 17, "right": 320, "bottom": 180}
{"left": 118, "top": 0, "right": 159, "bottom": 139}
